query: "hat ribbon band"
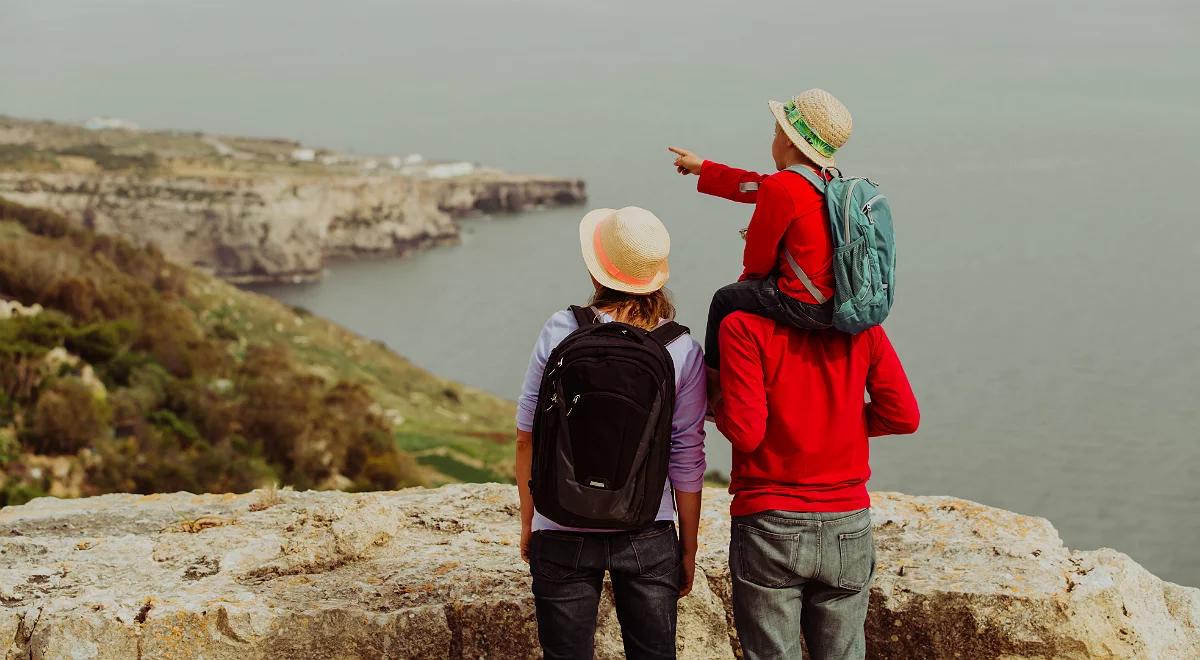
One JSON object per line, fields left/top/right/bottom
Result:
{"left": 784, "top": 102, "right": 838, "bottom": 158}
{"left": 593, "top": 223, "right": 656, "bottom": 287}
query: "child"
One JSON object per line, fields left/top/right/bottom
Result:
{"left": 668, "top": 88, "right": 854, "bottom": 374}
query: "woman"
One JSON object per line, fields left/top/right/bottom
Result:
{"left": 515, "top": 206, "right": 708, "bottom": 660}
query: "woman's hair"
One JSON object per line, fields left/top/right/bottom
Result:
{"left": 588, "top": 286, "right": 676, "bottom": 330}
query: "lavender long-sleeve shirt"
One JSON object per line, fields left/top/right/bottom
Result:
{"left": 517, "top": 309, "right": 708, "bottom": 532}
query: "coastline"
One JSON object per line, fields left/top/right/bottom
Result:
{"left": 0, "top": 115, "right": 587, "bottom": 285}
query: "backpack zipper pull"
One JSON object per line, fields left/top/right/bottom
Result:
{"left": 544, "top": 392, "right": 558, "bottom": 412}
{"left": 566, "top": 394, "right": 580, "bottom": 417}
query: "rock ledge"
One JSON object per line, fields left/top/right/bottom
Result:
{"left": 1, "top": 485, "right": 1196, "bottom": 659}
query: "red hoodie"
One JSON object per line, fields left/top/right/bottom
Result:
{"left": 697, "top": 160, "right": 833, "bottom": 304}
{"left": 715, "top": 312, "right": 920, "bottom": 516}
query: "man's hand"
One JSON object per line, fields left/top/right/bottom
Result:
{"left": 520, "top": 523, "right": 532, "bottom": 563}
{"left": 669, "top": 147, "right": 704, "bottom": 176}
{"left": 679, "top": 550, "right": 697, "bottom": 597}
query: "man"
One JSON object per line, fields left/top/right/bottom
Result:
{"left": 714, "top": 311, "right": 919, "bottom": 659}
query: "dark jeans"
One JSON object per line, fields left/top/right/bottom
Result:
{"left": 730, "top": 509, "right": 875, "bottom": 660}
{"left": 529, "top": 521, "right": 682, "bottom": 660}
{"left": 705, "top": 276, "right": 833, "bottom": 369}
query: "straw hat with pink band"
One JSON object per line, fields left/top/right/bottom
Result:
{"left": 579, "top": 206, "right": 671, "bottom": 295}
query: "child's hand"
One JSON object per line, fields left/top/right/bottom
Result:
{"left": 668, "top": 147, "right": 704, "bottom": 176}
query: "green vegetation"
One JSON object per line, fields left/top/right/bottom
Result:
{"left": 54, "top": 143, "right": 160, "bottom": 172}
{"left": 0, "top": 198, "right": 517, "bottom": 505}
{"left": 0, "top": 144, "right": 59, "bottom": 171}
{"left": 704, "top": 469, "right": 731, "bottom": 488}
{"left": 417, "top": 454, "right": 506, "bottom": 483}
{"left": 0, "top": 115, "right": 378, "bottom": 178}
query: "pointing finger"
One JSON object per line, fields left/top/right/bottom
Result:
{"left": 667, "top": 146, "right": 688, "bottom": 157}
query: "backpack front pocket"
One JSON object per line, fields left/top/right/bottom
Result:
{"left": 565, "top": 391, "right": 650, "bottom": 490}
{"left": 833, "top": 234, "right": 874, "bottom": 306}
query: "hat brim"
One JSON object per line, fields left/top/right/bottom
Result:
{"left": 579, "top": 208, "right": 670, "bottom": 295}
{"left": 769, "top": 100, "right": 836, "bottom": 169}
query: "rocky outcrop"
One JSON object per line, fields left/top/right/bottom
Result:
{"left": 1, "top": 485, "right": 1195, "bottom": 659}
{"left": 0, "top": 173, "right": 585, "bottom": 283}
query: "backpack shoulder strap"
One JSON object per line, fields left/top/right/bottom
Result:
{"left": 648, "top": 321, "right": 689, "bottom": 346}
{"left": 781, "top": 166, "right": 832, "bottom": 304}
{"left": 569, "top": 305, "right": 598, "bottom": 328}
{"left": 786, "top": 165, "right": 827, "bottom": 193}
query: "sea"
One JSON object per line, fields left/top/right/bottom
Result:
{"left": 3, "top": 0, "right": 1197, "bottom": 585}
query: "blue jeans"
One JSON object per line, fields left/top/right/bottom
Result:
{"left": 729, "top": 509, "right": 875, "bottom": 660}
{"left": 529, "top": 521, "right": 682, "bottom": 659}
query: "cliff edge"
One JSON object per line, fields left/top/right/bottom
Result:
{"left": 0, "top": 172, "right": 586, "bottom": 284}
{"left": 0, "top": 115, "right": 586, "bottom": 283}
{"left": 1, "top": 484, "right": 1196, "bottom": 659}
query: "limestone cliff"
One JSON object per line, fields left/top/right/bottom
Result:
{"left": 1, "top": 484, "right": 1196, "bottom": 659}
{"left": 0, "top": 172, "right": 586, "bottom": 284}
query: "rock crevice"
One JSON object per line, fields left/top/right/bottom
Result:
{"left": 0, "top": 484, "right": 1195, "bottom": 659}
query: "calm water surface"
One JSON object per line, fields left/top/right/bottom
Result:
{"left": 4, "top": 0, "right": 1198, "bottom": 584}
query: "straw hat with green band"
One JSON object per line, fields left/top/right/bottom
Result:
{"left": 768, "top": 88, "right": 853, "bottom": 168}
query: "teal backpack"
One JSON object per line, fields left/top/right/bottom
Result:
{"left": 785, "top": 166, "right": 895, "bottom": 334}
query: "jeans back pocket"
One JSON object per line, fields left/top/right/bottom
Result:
{"left": 629, "top": 523, "right": 681, "bottom": 580}
{"left": 736, "top": 524, "right": 801, "bottom": 588}
{"left": 836, "top": 523, "right": 875, "bottom": 591}
{"left": 530, "top": 532, "right": 585, "bottom": 581}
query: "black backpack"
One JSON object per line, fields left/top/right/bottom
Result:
{"left": 530, "top": 305, "right": 689, "bottom": 529}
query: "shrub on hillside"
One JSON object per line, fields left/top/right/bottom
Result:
{"left": 1, "top": 197, "right": 436, "bottom": 496}
{"left": 25, "top": 377, "right": 110, "bottom": 454}
{"left": 0, "top": 198, "right": 72, "bottom": 238}
{"left": 87, "top": 428, "right": 277, "bottom": 496}
{"left": 356, "top": 451, "right": 423, "bottom": 491}
{"left": 53, "top": 144, "right": 159, "bottom": 172}
{"left": 65, "top": 320, "right": 134, "bottom": 364}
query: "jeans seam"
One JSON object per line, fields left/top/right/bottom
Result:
{"left": 628, "top": 523, "right": 673, "bottom": 541}
{"left": 824, "top": 509, "right": 871, "bottom": 526}
{"left": 757, "top": 514, "right": 822, "bottom": 527}
{"left": 815, "top": 520, "right": 823, "bottom": 581}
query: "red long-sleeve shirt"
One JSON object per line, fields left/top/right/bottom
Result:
{"left": 697, "top": 160, "right": 833, "bottom": 304}
{"left": 715, "top": 312, "right": 920, "bottom": 516}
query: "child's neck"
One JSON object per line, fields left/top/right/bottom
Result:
{"left": 782, "top": 157, "right": 819, "bottom": 173}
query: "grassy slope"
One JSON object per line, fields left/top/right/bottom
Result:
{"left": 0, "top": 113, "right": 536, "bottom": 496}
{"left": 0, "top": 198, "right": 517, "bottom": 500}
{"left": 182, "top": 270, "right": 518, "bottom": 484}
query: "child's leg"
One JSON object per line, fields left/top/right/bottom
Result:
{"left": 704, "top": 279, "right": 778, "bottom": 370}
{"left": 775, "top": 295, "right": 834, "bottom": 331}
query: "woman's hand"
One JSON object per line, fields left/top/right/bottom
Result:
{"left": 520, "top": 522, "right": 532, "bottom": 563}
{"left": 668, "top": 147, "right": 704, "bottom": 175}
{"left": 673, "top": 489, "right": 702, "bottom": 597}
{"left": 679, "top": 550, "right": 697, "bottom": 597}
{"left": 515, "top": 429, "right": 536, "bottom": 564}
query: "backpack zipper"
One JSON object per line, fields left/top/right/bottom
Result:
{"left": 842, "top": 179, "right": 862, "bottom": 241}
{"left": 862, "top": 194, "right": 886, "bottom": 224}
